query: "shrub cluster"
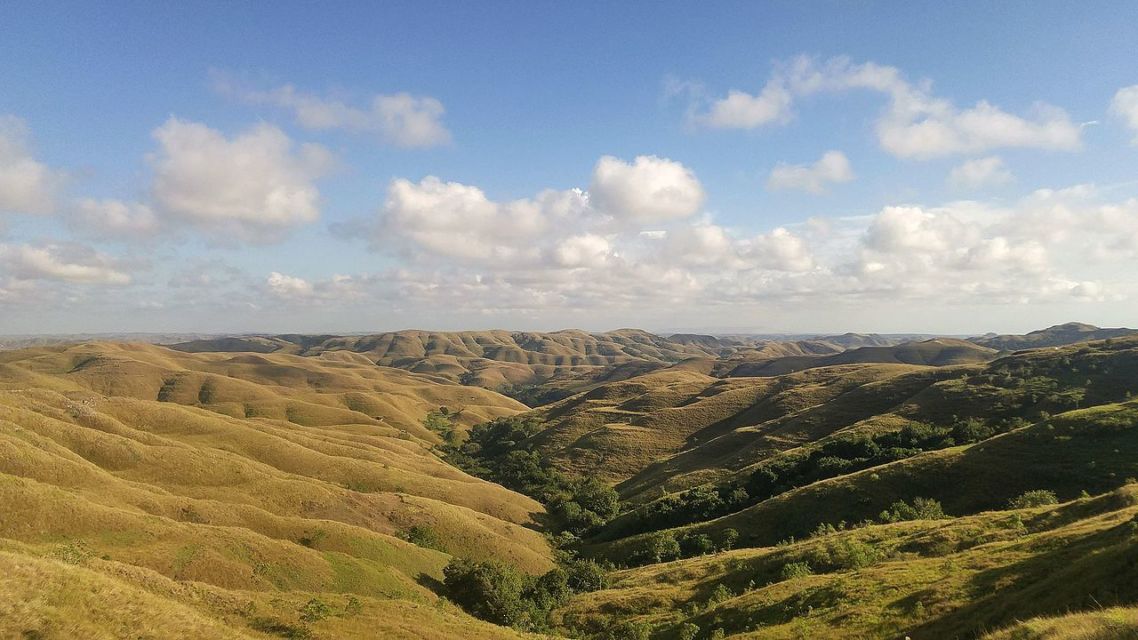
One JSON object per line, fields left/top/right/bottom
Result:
{"left": 442, "top": 556, "right": 609, "bottom": 631}
{"left": 443, "top": 416, "right": 621, "bottom": 535}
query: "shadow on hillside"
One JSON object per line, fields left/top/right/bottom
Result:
{"left": 910, "top": 519, "right": 1138, "bottom": 638}
{"left": 417, "top": 572, "right": 445, "bottom": 594}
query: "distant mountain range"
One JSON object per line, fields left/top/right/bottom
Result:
{"left": 968, "top": 321, "right": 1138, "bottom": 351}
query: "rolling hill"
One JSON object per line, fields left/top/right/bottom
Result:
{"left": 971, "top": 322, "right": 1138, "bottom": 351}
{"left": 435, "top": 333, "right": 1138, "bottom": 638}
{"left": 0, "top": 342, "right": 552, "bottom": 639}
{"left": 6, "top": 326, "right": 1138, "bottom": 639}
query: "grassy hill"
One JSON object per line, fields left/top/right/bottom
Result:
{"left": 165, "top": 330, "right": 984, "bottom": 404}
{"left": 0, "top": 343, "right": 555, "bottom": 639}
{"left": 716, "top": 338, "right": 997, "bottom": 377}
{"left": 555, "top": 486, "right": 1138, "bottom": 639}
{"left": 520, "top": 364, "right": 935, "bottom": 489}
{"left": 7, "top": 328, "right": 1138, "bottom": 639}
{"left": 431, "top": 334, "right": 1138, "bottom": 638}
{"left": 971, "top": 322, "right": 1138, "bottom": 352}
{"left": 168, "top": 329, "right": 731, "bottom": 393}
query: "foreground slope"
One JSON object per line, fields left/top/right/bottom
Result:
{"left": 0, "top": 343, "right": 552, "bottom": 638}
{"left": 556, "top": 487, "right": 1138, "bottom": 639}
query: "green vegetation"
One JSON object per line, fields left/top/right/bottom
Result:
{"left": 5, "top": 330, "right": 1138, "bottom": 639}
{"left": 443, "top": 415, "right": 620, "bottom": 535}
{"left": 1009, "top": 489, "right": 1060, "bottom": 509}
{"left": 441, "top": 555, "right": 609, "bottom": 632}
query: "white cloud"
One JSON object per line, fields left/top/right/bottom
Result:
{"left": 694, "top": 56, "right": 1083, "bottom": 159}
{"left": 267, "top": 271, "right": 314, "bottom": 298}
{"left": 589, "top": 155, "right": 705, "bottom": 221}
{"left": 766, "top": 150, "right": 854, "bottom": 193}
{"left": 948, "top": 156, "right": 1014, "bottom": 190}
{"left": 554, "top": 234, "right": 613, "bottom": 268}
{"left": 215, "top": 75, "right": 451, "bottom": 148}
{"left": 0, "top": 115, "right": 64, "bottom": 215}
{"left": 663, "top": 224, "right": 814, "bottom": 272}
{"left": 697, "top": 83, "right": 793, "bottom": 129}
{"left": 746, "top": 227, "right": 816, "bottom": 271}
{"left": 381, "top": 176, "right": 580, "bottom": 265}
{"left": 71, "top": 198, "right": 159, "bottom": 237}
{"left": 0, "top": 243, "right": 131, "bottom": 284}
{"left": 150, "top": 118, "right": 331, "bottom": 242}
{"left": 1110, "top": 85, "right": 1138, "bottom": 144}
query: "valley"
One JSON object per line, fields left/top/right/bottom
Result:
{"left": 1, "top": 324, "right": 1137, "bottom": 639}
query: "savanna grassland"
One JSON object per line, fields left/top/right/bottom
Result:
{"left": 3, "top": 324, "right": 1138, "bottom": 639}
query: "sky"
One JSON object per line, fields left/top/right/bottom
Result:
{"left": 1, "top": 1, "right": 1137, "bottom": 335}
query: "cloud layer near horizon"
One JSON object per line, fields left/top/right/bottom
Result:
{"left": 1, "top": 52, "right": 1137, "bottom": 333}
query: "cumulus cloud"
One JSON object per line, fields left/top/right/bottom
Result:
{"left": 0, "top": 243, "right": 131, "bottom": 284}
{"left": 71, "top": 198, "right": 159, "bottom": 238}
{"left": 0, "top": 115, "right": 64, "bottom": 214}
{"left": 697, "top": 83, "right": 793, "bottom": 129}
{"left": 693, "top": 56, "right": 1083, "bottom": 159}
{"left": 589, "top": 155, "right": 705, "bottom": 221}
{"left": 149, "top": 118, "right": 332, "bottom": 242}
{"left": 380, "top": 176, "right": 584, "bottom": 264}
{"left": 214, "top": 74, "right": 451, "bottom": 148}
{"left": 766, "top": 150, "right": 854, "bottom": 193}
{"left": 267, "top": 271, "right": 314, "bottom": 298}
{"left": 378, "top": 154, "right": 704, "bottom": 267}
{"left": 948, "top": 156, "right": 1014, "bottom": 190}
{"left": 1110, "top": 85, "right": 1138, "bottom": 144}
{"left": 554, "top": 234, "right": 613, "bottom": 268}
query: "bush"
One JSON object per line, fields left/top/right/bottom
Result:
{"left": 677, "top": 622, "right": 700, "bottom": 640}
{"left": 780, "top": 561, "right": 814, "bottom": 580}
{"left": 442, "top": 558, "right": 533, "bottom": 628}
{"left": 813, "top": 538, "right": 883, "bottom": 571}
{"left": 707, "top": 583, "right": 733, "bottom": 606}
{"left": 645, "top": 531, "right": 681, "bottom": 563}
{"left": 442, "top": 555, "right": 611, "bottom": 630}
{"left": 1008, "top": 489, "right": 1059, "bottom": 509}
{"left": 720, "top": 528, "right": 739, "bottom": 551}
{"left": 879, "top": 497, "right": 946, "bottom": 523}
{"left": 564, "top": 557, "right": 609, "bottom": 592}
{"left": 681, "top": 533, "right": 715, "bottom": 556}
{"left": 403, "top": 524, "right": 445, "bottom": 551}
{"left": 605, "top": 620, "right": 651, "bottom": 640}
{"left": 298, "top": 598, "right": 332, "bottom": 623}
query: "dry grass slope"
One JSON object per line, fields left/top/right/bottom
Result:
{"left": 0, "top": 343, "right": 554, "bottom": 639}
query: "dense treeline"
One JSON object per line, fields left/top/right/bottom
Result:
{"left": 443, "top": 415, "right": 621, "bottom": 535}
{"left": 442, "top": 554, "right": 609, "bottom": 632}
{"left": 622, "top": 416, "right": 1029, "bottom": 540}
{"left": 429, "top": 413, "right": 621, "bottom": 635}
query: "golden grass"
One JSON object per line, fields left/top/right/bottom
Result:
{"left": 0, "top": 342, "right": 556, "bottom": 638}
{"left": 0, "top": 545, "right": 544, "bottom": 639}
{"left": 558, "top": 489, "right": 1138, "bottom": 639}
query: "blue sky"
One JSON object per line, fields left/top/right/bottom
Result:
{"left": 1, "top": 1, "right": 1137, "bottom": 334}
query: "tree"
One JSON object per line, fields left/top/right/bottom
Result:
{"left": 573, "top": 477, "right": 620, "bottom": 520}
{"left": 1008, "top": 489, "right": 1059, "bottom": 509}
{"left": 646, "top": 531, "right": 681, "bottom": 563}
{"left": 442, "top": 558, "right": 532, "bottom": 627}
{"left": 682, "top": 533, "right": 715, "bottom": 556}
{"left": 564, "top": 558, "right": 609, "bottom": 592}
{"left": 529, "top": 568, "right": 570, "bottom": 611}
{"left": 879, "top": 497, "right": 946, "bottom": 523}
{"left": 780, "top": 561, "right": 814, "bottom": 580}
{"left": 720, "top": 528, "right": 739, "bottom": 551}
{"left": 707, "top": 583, "right": 733, "bottom": 606}
{"left": 677, "top": 622, "right": 700, "bottom": 640}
